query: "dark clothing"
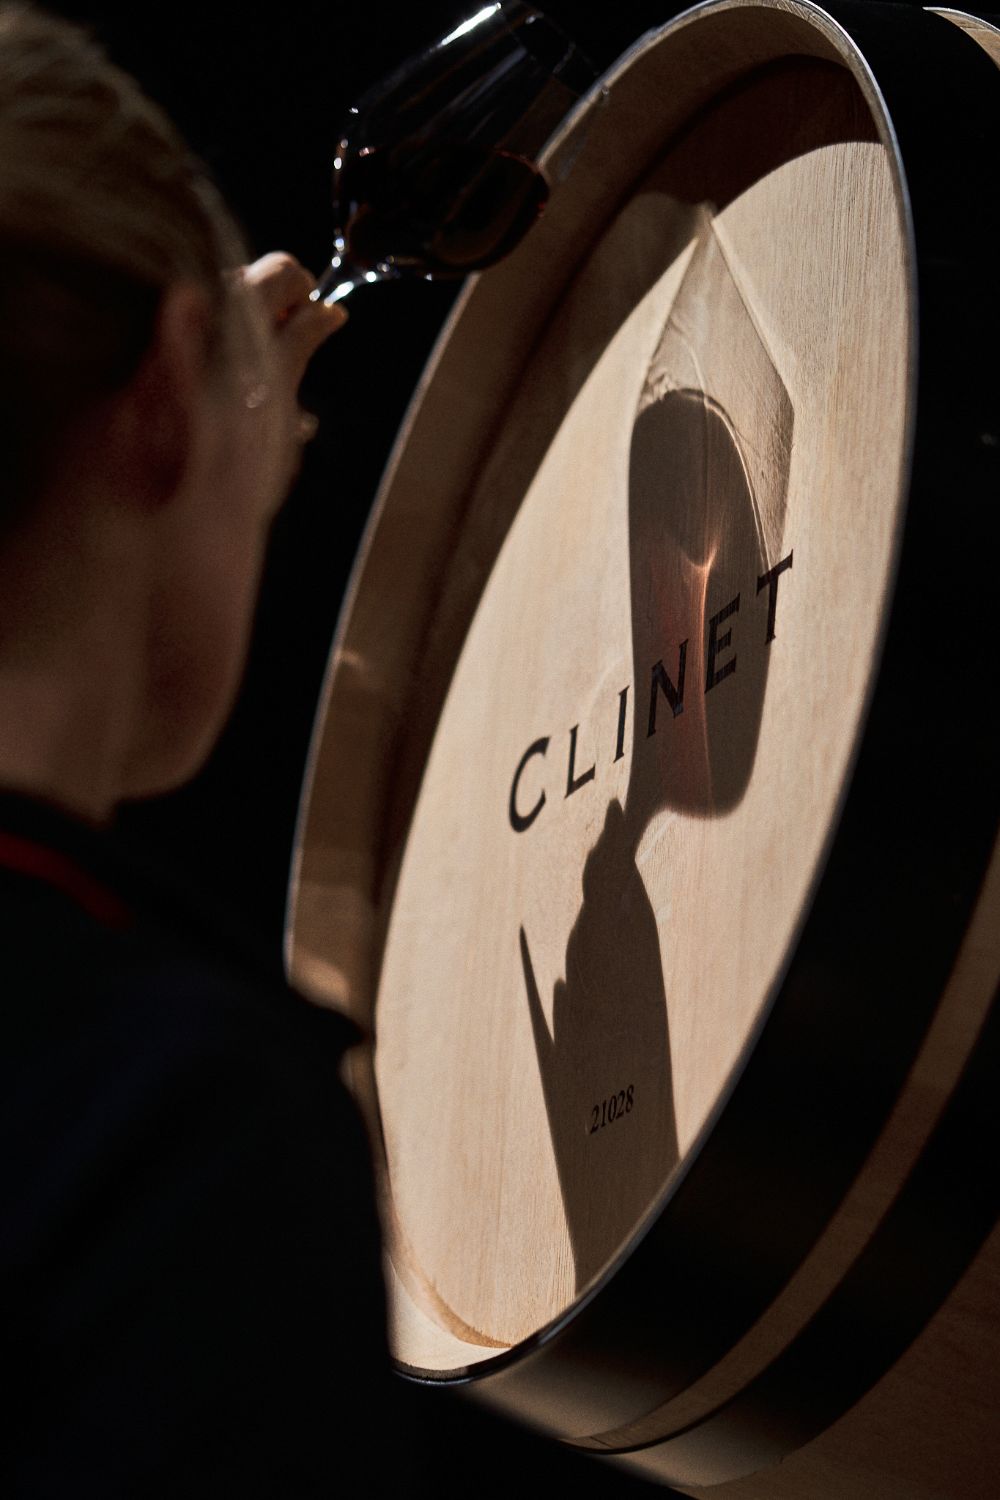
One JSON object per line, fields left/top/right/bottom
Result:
{"left": 0, "top": 792, "right": 669, "bottom": 1498}
{"left": 0, "top": 792, "right": 394, "bottom": 1497}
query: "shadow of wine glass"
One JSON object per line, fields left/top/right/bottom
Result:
{"left": 522, "top": 323, "right": 791, "bottom": 1296}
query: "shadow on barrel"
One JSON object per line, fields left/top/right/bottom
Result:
{"left": 521, "top": 222, "right": 793, "bottom": 1295}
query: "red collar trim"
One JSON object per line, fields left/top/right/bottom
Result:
{"left": 0, "top": 829, "right": 133, "bottom": 930}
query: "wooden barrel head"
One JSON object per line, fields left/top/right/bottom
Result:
{"left": 376, "top": 87, "right": 908, "bottom": 1360}
{"left": 292, "top": 0, "right": 910, "bottom": 1360}
{"left": 288, "top": 0, "right": 1000, "bottom": 1486}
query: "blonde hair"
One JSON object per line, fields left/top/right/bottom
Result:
{"left": 0, "top": 3, "right": 250, "bottom": 512}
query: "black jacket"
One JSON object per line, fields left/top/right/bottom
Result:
{"left": 0, "top": 791, "right": 395, "bottom": 1497}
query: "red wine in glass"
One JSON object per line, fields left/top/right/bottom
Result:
{"left": 313, "top": 3, "right": 597, "bottom": 304}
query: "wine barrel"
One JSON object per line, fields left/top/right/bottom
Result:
{"left": 287, "top": 2, "right": 1000, "bottom": 1494}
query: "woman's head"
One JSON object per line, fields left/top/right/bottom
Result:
{"left": 0, "top": 3, "right": 256, "bottom": 515}
{"left": 0, "top": 5, "right": 339, "bottom": 815}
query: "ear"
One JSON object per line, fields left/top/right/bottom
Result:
{"left": 109, "top": 282, "right": 217, "bottom": 508}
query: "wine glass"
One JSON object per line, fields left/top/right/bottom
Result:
{"left": 312, "top": 2, "right": 598, "bottom": 305}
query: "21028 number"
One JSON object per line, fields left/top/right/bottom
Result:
{"left": 589, "top": 1085, "right": 635, "bottom": 1134}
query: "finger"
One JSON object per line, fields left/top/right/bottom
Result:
{"left": 241, "top": 251, "right": 317, "bottom": 325}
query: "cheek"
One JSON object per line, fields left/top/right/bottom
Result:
{"left": 232, "top": 384, "right": 299, "bottom": 527}
{"left": 125, "top": 401, "right": 291, "bottom": 799}
{"left": 181, "top": 508, "right": 269, "bottom": 694}
{"left": 128, "top": 519, "right": 271, "bottom": 797}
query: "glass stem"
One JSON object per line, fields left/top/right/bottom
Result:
{"left": 311, "top": 253, "right": 391, "bottom": 305}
